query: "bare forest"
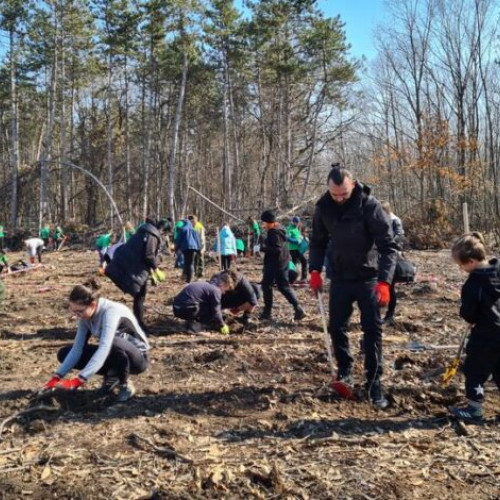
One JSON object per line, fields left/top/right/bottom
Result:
{"left": 0, "top": 0, "right": 498, "bottom": 244}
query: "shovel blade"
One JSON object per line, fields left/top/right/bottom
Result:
{"left": 332, "top": 380, "right": 358, "bottom": 401}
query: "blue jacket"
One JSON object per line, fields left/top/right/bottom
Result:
{"left": 217, "top": 226, "right": 237, "bottom": 256}
{"left": 175, "top": 219, "right": 201, "bottom": 251}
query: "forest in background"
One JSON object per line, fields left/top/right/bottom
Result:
{"left": 0, "top": 0, "right": 499, "bottom": 247}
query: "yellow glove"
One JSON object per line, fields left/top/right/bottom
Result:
{"left": 220, "top": 324, "right": 230, "bottom": 335}
{"left": 155, "top": 269, "right": 166, "bottom": 282}
{"left": 150, "top": 272, "right": 159, "bottom": 286}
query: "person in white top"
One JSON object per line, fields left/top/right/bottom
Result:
{"left": 24, "top": 237, "right": 45, "bottom": 264}
{"left": 41, "top": 279, "right": 150, "bottom": 402}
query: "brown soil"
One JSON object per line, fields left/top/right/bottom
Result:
{"left": 0, "top": 249, "right": 499, "bottom": 499}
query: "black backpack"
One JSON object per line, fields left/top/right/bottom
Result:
{"left": 394, "top": 253, "right": 416, "bottom": 283}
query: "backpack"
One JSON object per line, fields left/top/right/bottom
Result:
{"left": 393, "top": 253, "right": 416, "bottom": 283}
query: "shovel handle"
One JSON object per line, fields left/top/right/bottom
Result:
{"left": 317, "top": 291, "right": 336, "bottom": 377}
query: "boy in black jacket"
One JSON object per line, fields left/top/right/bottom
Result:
{"left": 449, "top": 232, "right": 500, "bottom": 423}
{"left": 259, "top": 210, "right": 305, "bottom": 321}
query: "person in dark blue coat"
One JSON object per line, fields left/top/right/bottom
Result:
{"left": 105, "top": 216, "right": 164, "bottom": 330}
{"left": 175, "top": 218, "right": 201, "bottom": 283}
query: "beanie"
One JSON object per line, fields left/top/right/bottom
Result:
{"left": 291, "top": 216, "right": 300, "bottom": 224}
{"left": 260, "top": 210, "right": 276, "bottom": 223}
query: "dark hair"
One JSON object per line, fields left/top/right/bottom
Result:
{"left": 69, "top": 278, "right": 101, "bottom": 305}
{"left": 145, "top": 214, "right": 157, "bottom": 226}
{"left": 451, "top": 232, "right": 487, "bottom": 263}
{"left": 327, "top": 164, "right": 353, "bottom": 185}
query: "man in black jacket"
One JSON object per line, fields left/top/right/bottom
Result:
{"left": 260, "top": 210, "right": 305, "bottom": 321}
{"left": 105, "top": 216, "right": 164, "bottom": 330}
{"left": 309, "top": 165, "right": 398, "bottom": 408}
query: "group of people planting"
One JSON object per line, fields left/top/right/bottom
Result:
{"left": 2, "top": 162, "right": 497, "bottom": 423}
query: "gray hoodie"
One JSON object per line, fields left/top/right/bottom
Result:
{"left": 56, "top": 298, "right": 150, "bottom": 380}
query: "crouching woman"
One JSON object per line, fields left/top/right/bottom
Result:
{"left": 41, "top": 279, "right": 150, "bottom": 402}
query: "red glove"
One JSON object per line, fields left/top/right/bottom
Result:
{"left": 42, "top": 375, "right": 61, "bottom": 391}
{"left": 57, "top": 377, "right": 85, "bottom": 390}
{"left": 375, "top": 281, "right": 390, "bottom": 307}
{"left": 309, "top": 271, "right": 323, "bottom": 293}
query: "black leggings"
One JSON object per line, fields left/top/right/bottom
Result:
{"left": 133, "top": 283, "right": 147, "bottom": 331}
{"left": 221, "top": 255, "right": 232, "bottom": 270}
{"left": 57, "top": 336, "right": 149, "bottom": 384}
{"left": 290, "top": 250, "right": 307, "bottom": 280}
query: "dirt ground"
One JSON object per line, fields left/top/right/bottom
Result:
{"left": 0, "top": 248, "right": 499, "bottom": 499}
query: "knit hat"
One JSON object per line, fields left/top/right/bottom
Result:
{"left": 260, "top": 210, "right": 276, "bottom": 223}
{"left": 291, "top": 216, "right": 300, "bottom": 224}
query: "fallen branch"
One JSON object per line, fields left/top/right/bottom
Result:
{"left": 129, "top": 433, "right": 193, "bottom": 464}
{"left": 0, "top": 405, "right": 58, "bottom": 441}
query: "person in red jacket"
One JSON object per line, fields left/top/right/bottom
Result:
{"left": 309, "top": 164, "right": 398, "bottom": 408}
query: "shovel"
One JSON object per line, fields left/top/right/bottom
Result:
{"left": 442, "top": 326, "right": 470, "bottom": 387}
{"left": 317, "top": 291, "right": 357, "bottom": 400}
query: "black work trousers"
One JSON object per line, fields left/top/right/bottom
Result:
{"left": 290, "top": 250, "right": 307, "bottom": 281}
{"left": 329, "top": 279, "right": 383, "bottom": 385}
{"left": 262, "top": 267, "right": 299, "bottom": 312}
{"left": 221, "top": 255, "right": 232, "bottom": 270}
{"left": 385, "top": 283, "right": 397, "bottom": 319}
{"left": 57, "top": 337, "right": 149, "bottom": 384}
{"left": 463, "top": 341, "right": 500, "bottom": 403}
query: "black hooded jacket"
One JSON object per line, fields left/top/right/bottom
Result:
{"left": 261, "top": 226, "right": 290, "bottom": 272}
{"left": 105, "top": 222, "right": 162, "bottom": 295}
{"left": 309, "top": 182, "right": 398, "bottom": 283}
{"left": 460, "top": 258, "right": 500, "bottom": 345}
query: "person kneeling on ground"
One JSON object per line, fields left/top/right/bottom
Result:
{"left": 41, "top": 279, "right": 150, "bottom": 402}
{"left": 211, "top": 269, "right": 261, "bottom": 326}
{"left": 172, "top": 275, "right": 234, "bottom": 334}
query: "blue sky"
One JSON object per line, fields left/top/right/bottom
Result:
{"left": 317, "top": 0, "right": 386, "bottom": 60}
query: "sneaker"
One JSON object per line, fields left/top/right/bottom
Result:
{"left": 294, "top": 307, "right": 306, "bottom": 321}
{"left": 98, "top": 370, "right": 120, "bottom": 394}
{"left": 186, "top": 320, "right": 203, "bottom": 334}
{"left": 116, "top": 381, "right": 136, "bottom": 402}
{"left": 383, "top": 316, "right": 395, "bottom": 326}
{"left": 368, "top": 380, "right": 389, "bottom": 409}
{"left": 259, "top": 310, "right": 272, "bottom": 321}
{"left": 450, "top": 404, "right": 483, "bottom": 424}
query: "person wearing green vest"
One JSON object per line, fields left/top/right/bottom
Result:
{"left": 286, "top": 216, "right": 307, "bottom": 282}
{"left": 0, "top": 251, "right": 9, "bottom": 274}
{"left": 247, "top": 217, "right": 261, "bottom": 255}
{"left": 0, "top": 224, "right": 5, "bottom": 252}
{"left": 40, "top": 223, "right": 51, "bottom": 248}
{"left": 236, "top": 238, "right": 245, "bottom": 256}
{"left": 95, "top": 231, "right": 114, "bottom": 269}
{"left": 53, "top": 225, "right": 65, "bottom": 251}
{"left": 124, "top": 222, "right": 136, "bottom": 242}
{"left": 173, "top": 220, "right": 185, "bottom": 269}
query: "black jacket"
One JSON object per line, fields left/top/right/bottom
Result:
{"left": 261, "top": 227, "right": 290, "bottom": 272}
{"left": 460, "top": 258, "right": 500, "bottom": 345}
{"left": 105, "top": 223, "right": 161, "bottom": 296}
{"left": 309, "top": 182, "right": 398, "bottom": 283}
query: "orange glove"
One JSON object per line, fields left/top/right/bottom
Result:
{"left": 375, "top": 281, "right": 390, "bottom": 307}
{"left": 57, "top": 377, "right": 85, "bottom": 390}
{"left": 309, "top": 271, "right": 323, "bottom": 293}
